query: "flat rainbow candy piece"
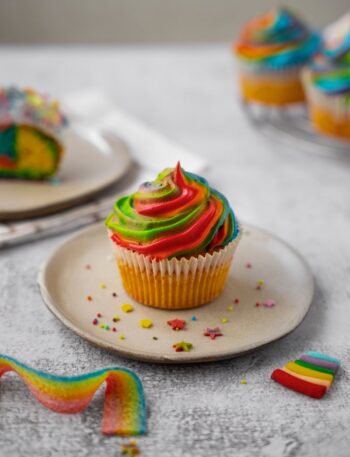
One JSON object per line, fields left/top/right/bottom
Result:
{"left": 0, "top": 355, "right": 146, "bottom": 436}
{"left": 271, "top": 351, "right": 340, "bottom": 399}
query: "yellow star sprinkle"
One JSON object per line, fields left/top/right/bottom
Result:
{"left": 173, "top": 341, "right": 193, "bottom": 352}
{"left": 221, "top": 318, "right": 229, "bottom": 324}
{"left": 258, "top": 279, "right": 265, "bottom": 286}
{"left": 119, "top": 335, "right": 126, "bottom": 340}
{"left": 240, "top": 379, "right": 247, "bottom": 385}
{"left": 140, "top": 319, "right": 153, "bottom": 329}
{"left": 121, "top": 440, "right": 140, "bottom": 456}
{"left": 121, "top": 304, "right": 134, "bottom": 313}
{"left": 99, "top": 282, "right": 107, "bottom": 289}
{"left": 227, "top": 306, "right": 234, "bottom": 311}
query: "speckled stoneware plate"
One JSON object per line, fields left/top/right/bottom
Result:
{"left": 0, "top": 127, "right": 131, "bottom": 220}
{"left": 38, "top": 223, "right": 314, "bottom": 364}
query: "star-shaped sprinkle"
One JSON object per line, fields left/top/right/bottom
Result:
{"left": 121, "top": 440, "right": 140, "bottom": 456}
{"left": 112, "top": 315, "right": 120, "bottom": 322}
{"left": 173, "top": 341, "right": 193, "bottom": 352}
{"left": 121, "top": 303, "right": 134, "bottom": 313}
{"left": 99, "top": 282, "right": 107, "bottom": 289}
{"left": 167, "top": 319, "right": 186, "bottom": 331}
{"left": 204, "top": 327, "right": 223, "bottom": 340}
{"left": 140, "top": 319, "right": 153, "bottom": 328}
{"left": 263, "top": 299, "right": 276, "bottom": 308}
{"left": 240, "top": 379, "right": 247, "bottom": 385}
{"left": 221, "top": 317, "right": 229, "bottom": 324}
{"left": 119, "top": 335, "right": 126, "bottom": 340}
{"left": 227, "top": 306, "right": 234, "bottom": 311}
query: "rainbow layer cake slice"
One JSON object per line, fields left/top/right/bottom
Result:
{"left": 0, "top": 87, "right": 68, "bottom": 180}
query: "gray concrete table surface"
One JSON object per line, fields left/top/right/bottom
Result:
{"left": 0, "top": 45, "right": 349, "bottom": 457}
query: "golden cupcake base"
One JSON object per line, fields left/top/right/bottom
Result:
{"left": 239, "top": 74, "right": 305, "bottom": 106}
{"left": 117, "top": 260, "right": 232, "bottom": 309}
{"left": 309, "top": 106, "right": 350, "bottom": 140}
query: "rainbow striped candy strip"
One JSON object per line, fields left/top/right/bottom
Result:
{"left": 0, "top": 355, "right": 146, "bottom": 436}
{"left": 271, "top": 351, "right": 340, "bottom": 399}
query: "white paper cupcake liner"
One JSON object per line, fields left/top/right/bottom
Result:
{"left": 109, "top": 231, "right": 241, "bottom": 278}
{"left": 237, "top": 61, "right": 305, "bottom": 80}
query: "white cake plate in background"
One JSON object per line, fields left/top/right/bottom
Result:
{"left": 38, "top": 223, "right": 314, "bottom": 364}
{"left": 0, "top": 127, "right": 131, "bottom": 220}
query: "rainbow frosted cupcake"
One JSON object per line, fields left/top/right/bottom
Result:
{"left": 234, "top": 8, "right": 321, "bottom": 106}
{"left": 0, "top": 87, "right": 68, "bottom": 180}
{"left": 106, "top": 163, "right": 241, "bottom": 310}
{"left": 302, "top": 14, "right": 350, "bottom": 139}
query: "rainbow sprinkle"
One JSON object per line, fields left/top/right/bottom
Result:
{"left": 0, "top": 355, "right": 146, "bottom": 436}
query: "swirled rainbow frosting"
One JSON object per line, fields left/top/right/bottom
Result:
{"left": 307, "top": 14, "right": 350, "bottom": 97}
{"left": 235, "top": 8, "right": 320, "bottom": 69}
{"left": 309, "top": 67, "right": 350, "bottom": 96}
{"left": 106, "top": 163, "right": 239, "bottom": 260}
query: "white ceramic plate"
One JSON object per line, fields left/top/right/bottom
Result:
{"left": 0, "top": 127, "right": 131, "bottom": 220}
{"left": 38, "top": 223, "right": 314, "bottom": 364}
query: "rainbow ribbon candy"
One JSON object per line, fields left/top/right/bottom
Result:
{"left": 0, "top": 355, "right": 146, "bottom": 436}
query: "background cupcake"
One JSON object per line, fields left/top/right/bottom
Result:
{"left": 106, "top": 162, "right": 241, "bottom": 310}
{"left": 234, "top": 8, "right": 321, "bottom": 106}
{"left": 302, "top": 13, "right": 350, "bottom": 139}
{"left": 0, "top": 87, "right": 68, "bottom": 180}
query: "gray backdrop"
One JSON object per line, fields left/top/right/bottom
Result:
{"left": 0, "top": 0, "right": 348, "bottom": 44}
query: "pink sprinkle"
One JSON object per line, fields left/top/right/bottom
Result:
{"left": 112, "top": 327, "right": 117, "bottom": 332}
{"left": 85, "top": 264, "right": 91, "bottom": 270}
{"left": 255, "top": 302, "right": 260, "bottom": 307}
{"left": 97, "top": 313, "right": 102, "bottom": 318}
{"left": 246, "top": 263, "right": 252, "bottom": 268}
{"left": 263, "top": 299, "right": 276, "bottom": 308}
{"left": 234, "top": 298, "right": 240, "bottom": 304}
{"left": 256, "top": 285, "right": 261, "bottom": 290}
{"left": 92, "top": 319, "right": 98, "bottom": 325}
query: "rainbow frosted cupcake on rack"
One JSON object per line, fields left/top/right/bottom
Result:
{"left": 106, "top": 163, "right": 241, "bottom": 310}
{"left": 234, "top": 8, "right": 321, "bottom": 106}
{"left": 0, "top": 87, "right": 68, "bottom": 180}
{"left": 302, "top": 13, "right": 350, "bottom": 139}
